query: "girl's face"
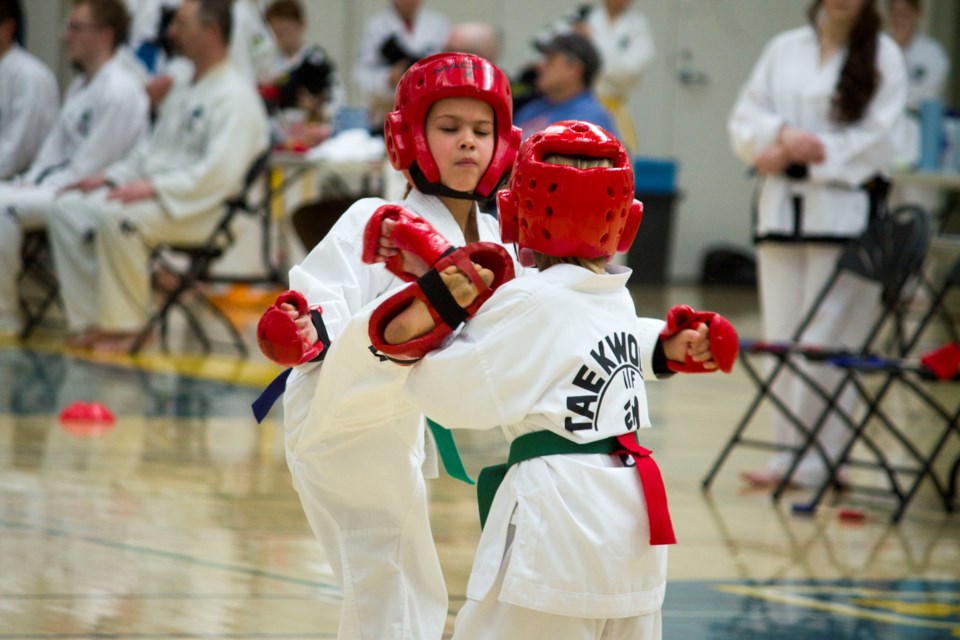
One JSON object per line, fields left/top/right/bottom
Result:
{"left": 425, "top": 98, "right": 495, "bottom": 194}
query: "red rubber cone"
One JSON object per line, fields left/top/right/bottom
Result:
{"left": 58, "top": 401, "right": 116, "bottom": 436}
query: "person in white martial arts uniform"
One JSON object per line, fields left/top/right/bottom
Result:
{"left": 363, "top": 120, "right": 736, "bottom": 639}
{"left": 0, "top": 0, "right": 59, "bottom": 180}
{"left": 353, "top": 0, "right": 450, "bottom": 131}
{"left": 886, "top": 0, "right": 951, "bottom": 208}
{"left": 230, "top": 0, "right": 275, "bottom": 83}
{"left": 728, "top": 0, "right": 907, "bottom": 489}
{"left": 252, "top": 53, "right": 522, "bottom": 639}
{"left": 0, "top": 0, "right": 148, "bottom": 336}
{"left": 46, "top": 0, "right": 269, "bottom": 353}
{"left": 538, "top": 0, "right": 654, "bottom": 151}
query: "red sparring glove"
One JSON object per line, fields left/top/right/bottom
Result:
{"left": 659, "top": 305, "right": 738, "bottom": 373}
{"left": 362, "top": 204, "right": 454, "bottom": 281}
{"left": 362, "top": 205, "right": 515, "bottom": 362}
{"left": 257, "top": 290, "right": 326, "bottom": 366}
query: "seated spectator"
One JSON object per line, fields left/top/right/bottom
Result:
{"left": 0, "top": 0, "right": 59, "bottom": 180}
{"left": 513, "top": 32, "right": 617, "bottom": 140}
{"left": 353, "top": 0, "right": 449, "bottom": 132}
{"left": 47, "top": 0, "right": 269, "bottom": 353}
{"left": 0, "top": 0, "right": 149, "bottom": 337}
{"left": 444, "top": 21, "right": 499, "bottom": 62}
{"left": 263, "top": 0, "right": 339, "bottom": 147}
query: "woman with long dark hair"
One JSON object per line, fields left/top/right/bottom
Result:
{"left": 728, "top": 0, "right": 907, "bottom": 489}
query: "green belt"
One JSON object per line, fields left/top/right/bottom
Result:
{"left": 426, "top": 418, "right": 475, "bottom": 485}
{"left": 476, "top": 430, "right": 623, "bottom": 529}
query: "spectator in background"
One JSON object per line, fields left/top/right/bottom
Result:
{"left": 0, "top": 0, "right": 58, "bottom": 180}
{"left": 263, "top": 0, "right": 339, "bottom": 144}
{"left": 353, "top": 0, "right": 449, "bottom": 132}
{"left": 47, "top": 0, "right": 269, "bottom": 353}
{"left": 231, "top": 0, "right": 276, "bottom": 83}
{"left": 887, "top": 0, "right": 949, "bottom": 111}
{"left": 565, "top": 0, "right": 655, "bottom": 152}
{"left": 445, "top": 21, "right": 499, "bottom": 62}
{"left": 728, "top": 0, "right": 906, "bottom": 490}
{"left": 887, "top": 0, "right": 951, "bottom": 210}
{"left": 0, "top": 0, "right": 149, "bottom": 337}
{"left": 513, "top": 32, "right": 617, "bottom": 141}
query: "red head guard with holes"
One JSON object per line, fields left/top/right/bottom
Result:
{"left": 498, "top": 120, "right": 643, "bottom": 266}
{"left": 384, "top": 52, "right": 521, "bottom": 198}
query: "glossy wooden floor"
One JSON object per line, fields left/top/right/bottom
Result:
{"left": 1, "top": 284, "right": 957, "bottom": 638}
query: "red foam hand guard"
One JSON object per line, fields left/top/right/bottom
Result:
{"left": 659, "top": 304, "right": 739, "bottom": 373}
{"left": 257, "top": 290, "right": 325, "bottom": 367}
{"left": 369, "top": 242, "right": 515, "bottom": 363}
{"left": 362, "top": 204, "right": 453, "bottom": 281}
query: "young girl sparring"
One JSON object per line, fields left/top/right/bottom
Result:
{"left": 253, "top": 52, "right": 522, "bottom": 640}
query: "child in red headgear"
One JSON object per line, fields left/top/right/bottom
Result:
{"left": 252, "top": 53, "right": 522, "bottom": 640}
{"left": 368, "top": 120, "right": 739, "bottom": 639}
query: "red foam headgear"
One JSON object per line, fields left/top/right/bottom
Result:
{"left": 384, "top": 52, "right": 521, "bottom": 198}
{"left": 498, "top": 120, "right": 643, "bottom": 266}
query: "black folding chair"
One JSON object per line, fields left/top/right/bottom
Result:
{"left": 18, "top": 229, "right": 62, "bottom": 338}
{"left": 702, "top": 205, "right": 932, "bottom": 496}
{"left": 793, "top": 257, "right": 960, "bottom": 521}
{"left": 129, "top": 150, "right": 277, "bottom": 356}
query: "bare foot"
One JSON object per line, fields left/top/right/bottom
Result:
{"left": 89, "top": 332, "right": 144, "bottom": 354}
{"left": 65, "top": 329, "right": 102, "bottom": 350}
{"left": 739, "top": 469, "right": 803, "bottom": 491}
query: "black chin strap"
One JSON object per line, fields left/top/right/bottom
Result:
{"left": 410, "top": 163, "right": 485, "bottom": 201}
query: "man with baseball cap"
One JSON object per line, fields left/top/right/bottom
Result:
{"left": 514, "top": 32, "right": 618, "bottom": 140}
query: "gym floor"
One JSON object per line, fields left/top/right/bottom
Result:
{"left": 0, "top": 284, "right": 957, "bottom": 638}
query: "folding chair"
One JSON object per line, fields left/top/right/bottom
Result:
{"left": 793, "top": 257, "right": 960, "bottom": 521}
{"left": 18, "top": 229, "right": 62, "bottom": 339}
{"left": 701, "top": 205, "right": 932, "bottom": 496}
{"left": 129, "top": 150, "right": 276, "bottom": 356}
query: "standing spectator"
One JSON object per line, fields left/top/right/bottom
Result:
{"left": 353, "top": 0, "right": 449, "bottom": 132}
{"left": 514, "top": 32, "right": 617, "bottom": 141}
{"left": 569, "top": 0, "right": 654, "bottom": 152}
{"left": 47, "top": 0, "right": 269, "bottom": 353}
{"left": 0, "top": 0, "right": 148, "bottom": 337}
{"left": 0, "top": 0, "right": 58, "bottom": 180}
{"left": 728, "top": 0, "right": 907, "bottom": 489}
{"left": 887, "top": 0, "right": 951, "bottom": 209}
{"left": 230, "top": 0, "right": 276, "bottom": 83}
{"left": 887, "top": 0, "right": 949, "bottom": 111}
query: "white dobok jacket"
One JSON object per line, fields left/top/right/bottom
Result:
{"left": 0, "top": 45, "right": 58, "bottom": 179}
{"left": 23, "top": 55, "right": 148, "bottom": 192}
{"left": 406, "top": 263, "right": 671, "bottom": 619}
{"left": 728, "top": 26, "right": 907, "bottom": 241}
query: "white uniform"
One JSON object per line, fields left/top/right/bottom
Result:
{"left": 727, "top": 27, "right": 907, "bottom": 485}
{"left": 404, "top": 264, "right": 669, "bottom": 639}
{"left": 353, "top": 6, "right": 450, "bottom": 125}
{"left": 231, "top": 0, "right": 277, "bottom": 83}
{"left": 890, "top": 33, "right": 951, "bottom": 208}
{"left": 0, "top": 45, "right": 59, "bottom": 179}
{"left": 0, "top": 54, "right": 148, "bottom": 333}
{"left": 282, "top": 190, "right": 512, "bottom": 640}
{"left": 46, "top": 60, "right": 269, "bottom": 333}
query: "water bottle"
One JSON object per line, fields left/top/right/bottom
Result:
{"left": 918, "top": 98, "right": 944, "bottom": 171}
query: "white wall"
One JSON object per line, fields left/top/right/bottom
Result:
{"left": 23, "top": 0, "right": 960, "bottom": 283}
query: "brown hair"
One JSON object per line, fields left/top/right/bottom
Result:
{"left": 531, "top": 153, "right": 613, "bottom": 273}
{"left": 808, "top": 0, "right": 883, "bottom": 124}
{"left": 74, "top": 0, "right": 130, "bottom": 49}
{"left": 266, "top": 0, "right": 305, "bottom": 25}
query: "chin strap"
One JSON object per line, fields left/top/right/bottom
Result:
{"left": 409, "top": 163, "right": 484, "bottom": 201}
